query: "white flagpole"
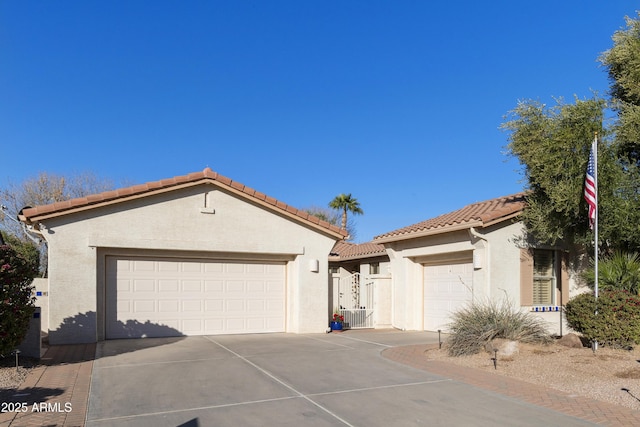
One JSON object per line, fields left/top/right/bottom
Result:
{"left": 593, "top": 132, "right": 599, "bottom": 352}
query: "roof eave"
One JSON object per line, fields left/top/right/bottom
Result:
{"left": 20, "top": 177, "right": 348, "bottom": 240}
{"left": 374, "top": 220, "right": 483, "bottom": 244}
{"left": 481, "top": 211, "right": 522, "bottom": 228}
{"left": 20, "top": 180, "right": 206, "bottom": 223}
{"left": 329, "top": 251, "right": 388, "bottom": 262}
{"left": 374, "top": 209, "right": 523, "bottom": 245}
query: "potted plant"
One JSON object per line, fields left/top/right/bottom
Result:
{"left": 330, "top": 311, "right": 344, "bottom": 331}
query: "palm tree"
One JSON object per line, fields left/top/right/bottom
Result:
{"left": 329, "top": 193, "right": 363, "bottom": 231}
{"left": 581, "top": 251, "right": 640, "bottom": 295}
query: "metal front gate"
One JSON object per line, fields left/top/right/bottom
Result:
{"left": 338, "top": 273, "right": 374, "bottom": 329}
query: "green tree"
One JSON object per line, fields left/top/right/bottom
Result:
{"left": 502, "top": 97, "right": 616, "bottom": 250}
{"left": 0, "top": 231, "right": 40, "bottom": 275}
{"left": 0, "top": 243, "right": 38, "bottom": 356}
{"left": 600, "top": 14, "right": 640, "bottom": 165}
{"left": 328, "top": 193, "right": 363, "bottom": 233}
{"left": 599, "top": 15, "right": 640, "bottom": 253}
{"left": 502, "top": 13, "right": 640, "bottom": 254}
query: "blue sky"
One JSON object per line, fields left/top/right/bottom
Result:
{"left": 1, "top": 1, "right": 637, "bottom": 242}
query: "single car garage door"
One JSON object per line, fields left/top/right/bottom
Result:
{"left": 423, "top": 260, "right": 473, "bottom": 332}
{"left": 105, "top": 256, "right": 286, "bottom": 339}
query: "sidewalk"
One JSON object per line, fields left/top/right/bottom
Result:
{"left": 0, "top": 343, "right": 95, "bottom": 427}
{"left": 383, "top": 344, "right": 640, "bottom": 426}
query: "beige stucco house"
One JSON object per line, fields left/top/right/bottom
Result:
{"left": 20, "top": 168, "right": 346, "bottom": 345}
{"left": 21, "top": 169, "right": 585, "bottom": 346}
{"left": 330, "top": 194, "right": 585, "bottom": 335}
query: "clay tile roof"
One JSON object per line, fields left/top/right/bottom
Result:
{"left": 329, "top": 240, "right": 387, "bottom": 261}
{"left": 20, "top": 167, "right": 348, "bottom": 238}
{"left": 374, "top": 193, "right": 526, "bottom": 243}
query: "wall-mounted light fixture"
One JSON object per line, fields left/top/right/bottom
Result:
{"left": 473, "top": 253, "right": 482, "bottom": 269}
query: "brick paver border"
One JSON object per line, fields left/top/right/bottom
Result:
{"left": 0, "top": 344, "right": 95, "bottom": 427}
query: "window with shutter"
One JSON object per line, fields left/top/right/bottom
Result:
{"left": 533, "top": 250, "right": 555, "bottom": 305}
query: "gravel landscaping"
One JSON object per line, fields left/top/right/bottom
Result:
{"left": 0, "top": 356, "right": 39, "bottom": 390}
{"left": 426, "top": 340, "right": 640, "bottom": 411}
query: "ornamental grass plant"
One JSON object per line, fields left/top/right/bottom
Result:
{"left": 446, "top": 298, "right": 553, "bottom": 357}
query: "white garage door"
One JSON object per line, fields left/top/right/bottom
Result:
{"left": 423, "top": 261, "right": 473, "bottom": 332}
{"left": 106, "top": 256, "right": 286, "bottom": 339}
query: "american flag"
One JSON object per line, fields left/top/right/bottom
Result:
{"left": 584, "top": 138, "right": 597, "bottom": 229}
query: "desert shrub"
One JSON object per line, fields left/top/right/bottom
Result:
{"left": 0, "top": 244, "right": 37, "bottom": 356}
{"left": 565, "top": 290, "right": 640, "bottom": 348}
{"left": 446, "top": 298, "right": 553, "bottom": 356}
{"left": 580, "top": 251, "right": 640, "bottom": 295}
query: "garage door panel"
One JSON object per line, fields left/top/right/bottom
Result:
{"left": 204, "top": 263, "right": 224, "bottom": 273}
{"left": 265, "top": 316, "right": 282, "bottom": 327}
{"left": 159, "top": 280, "right": 179, "bottom": 292}
{"left": 181, "top": 262, "right": 201, "bottom": 273}
{"left": 117, "top": 279, "right": 131, "bottom": 292}
{"left": 182, "top": 300, "right": 202, "bottom": 312}
{"left": 267, "top": 281, "right": 284, "bottom": 291}
{"left": 267, "top": 299, "right": 285, "bottom": 310}
{"left": 134, "top": 260, "right": 155, "bottom": 272}
{"left": 205, "top": 280, "right": 223, "bottom": 292}
{"left": 182, "top": 281, "right": 202, "bottom": 292}
{"left": 226, "top": 299, "right": 245, "bottom": 311}
{"left": 227, "top": 263, "right": 245, "bottom": 274}
{"left": 158, "top": 261, "right": 179, "bottom": 272}
{"left": 266, "top": 264, "right": 283, "bottom": 274}
{"left": 246, "top": 264, "right": 265, "bottom": 274}
{"left": 424, "top": 261, "right": 473, "bottom": 332}
{"left": 106, "top": 257, "right": 286, "bottom": 339}
{"left": 247, "top": 281, "right": 265, "bottom": 292}
{"left": 204, "top": 318, "right": 223, "bottom": 331}
{"left": 182, "top": 319, "right": 202, "bottom": 331}
{"left": 158, "top": 319, "right": 180, "bottom": 330}
{"left": 159, "top": 300, "right": 179, "bottom": 312}
{"left": 247, "top": 300, "right": 265, "bottom": 311}
{"left": 226, "top": 281, "right": 244, "bottom": 292}
{"left": 205, "top": 299, "right": 223, "bottom": 311}
{"left": 134, "top": 280, "right": 155, "bottom": 292}
{"left": 247, "top": 319, "right": 266, "bottom": 330}
{"left": 134, "top": 300, "right": 155, "bottom": 313}
{"left": 117, "top": 301, "right": 131, "bottom": 314}
{"left": 226, "top": 318, "right": 245, "bottom": 329}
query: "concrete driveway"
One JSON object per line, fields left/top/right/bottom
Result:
{"left": 86, "top": 330, "right": 594, "bottom": 426}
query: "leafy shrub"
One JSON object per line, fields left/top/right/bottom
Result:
{"left": 0, "top": 244, "right": 37, "bottom": 356}
{"left": 446, "top": 298, "right": 553, "bottom": 356}
{"left": 1, "top": 232, "right": 40, "bottom": 276}
{"left": 580, "top": 251, "right": 640, "bottom": 295}
{"left": 565, "top": 290, "right": 640, "bottom": 348}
